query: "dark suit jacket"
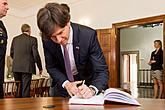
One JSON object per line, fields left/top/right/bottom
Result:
{"left": 0, "top": 20, "right": 8, "bottom": 83}
{"left": 0, "top": 21, "right": 7, "bottom": 55}
{"left": 10, "top": 33, "right": 42, "bottom": 74}
{"left": 42, "top": 23, "right": 109, "bottom": 95}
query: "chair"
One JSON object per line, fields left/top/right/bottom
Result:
{"left": 121, "top": 82, "right": 131, "bottom": 94}
{"left": 36, "top": 78, "right": 45, "bottom": 97}
{"left": 30, "top": 79, "right": 39, "bottom": 97}
{"left": 3, "top": 81, "right": 21, "bottom": 98}
{"left": 41, "top": 78, "right": 51, "bottom": 97}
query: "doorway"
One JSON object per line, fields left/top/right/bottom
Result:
{"left": 112, "top": 14, "right": 165, "bottom": 98}
{"left": 120, "top": 51, "right": 139, "bottom": 98}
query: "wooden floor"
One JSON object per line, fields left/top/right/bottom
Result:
{"left": 138, "top": 87, "right": 154, "bottom": 98}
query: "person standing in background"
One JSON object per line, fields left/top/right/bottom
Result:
{"left": 0, "top": 0, "right": 9, "bottom": 99}
{"left": 10, "top": 24, "right": 43, "bottom": 98}
{"left": 148, "top": 40, "right": 163, "bottom": 98}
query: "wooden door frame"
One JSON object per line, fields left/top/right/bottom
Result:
{"left": 120, "top": 51, "right": 139, "bottom": 85}
{"left": 112, "top": 14, "right": 165, "bottom": 98}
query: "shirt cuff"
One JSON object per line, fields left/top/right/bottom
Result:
{"left": 89, "top": 85, "right": 99, "bottom": 95}
{"left": 62, "top": 80, "right": 69, "bottom": 88}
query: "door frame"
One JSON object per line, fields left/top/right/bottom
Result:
{"left": 120, "top": 51, "right": 139, "bottom": 85}
{"left": 112, "top": 14, "right": 165, "bottom": 98}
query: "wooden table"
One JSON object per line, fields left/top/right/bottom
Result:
{"left": 0, "top": 97, "right": 165, "bottom": 110}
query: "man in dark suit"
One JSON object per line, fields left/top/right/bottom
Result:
{"left": 37, "top": 2, "right": 109, "bottom": 98}
{"left": 0, "top": 0, "right": 9, "bottom": 99}
{"left": 10, "top": 24, "right": 43, "bottom": 98}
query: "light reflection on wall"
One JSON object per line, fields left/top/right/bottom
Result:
{"left": 130, "top": 54, "right": 138, "bottom": 98}
{"left": 78, "top": 17, "right": 90, "bottom": 26}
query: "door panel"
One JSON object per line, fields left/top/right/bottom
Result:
{"left": 97, "top": 28, "right": 119, "bottom": 87}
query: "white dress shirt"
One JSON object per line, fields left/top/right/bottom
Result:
{"left": 61, "top": 26, "right": 98, "bottom": 95}
{"left": 61, "top": 26, "right": 78, "bottom": 76}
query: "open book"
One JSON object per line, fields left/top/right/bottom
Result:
{"left": 69, "top": 88, "right": 140, "bottom": 106}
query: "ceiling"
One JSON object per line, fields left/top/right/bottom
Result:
{"left": 8, "top": 0, "right": 80, "bottom": 9}
{"left": 8, "top": 0, "right": 47, "bottom": 9}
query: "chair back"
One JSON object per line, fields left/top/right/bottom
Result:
{"left": 3, "top": 81, "right": 21, "bottom": 98}
{"left": 41, "top": 78, "right": 51, "bottom": 97}
{"left": 36, "top": 78, "right": 45, "bottom": 97}
{"left": 30, "top": 79, "right": 39, "bottom": 97}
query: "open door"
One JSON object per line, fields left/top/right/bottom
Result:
{"left": 97, "top": 28, "right": 119, "bottom": 87}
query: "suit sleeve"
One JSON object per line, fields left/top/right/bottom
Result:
{"left": 10, "top": 38, "right": 14, "bottom": 59}
{"left": 31, "top": 38, "right": 42, "bottom": 71}
{"left": 42, "top": 40, "right": 68, "bottom": 87}
{"left": 89, "top": 31, "right": 109, "bottom": 91}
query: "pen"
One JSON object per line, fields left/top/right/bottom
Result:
{"left": 77, "top": 80, "right": 85, "bottom": 87}
{"left": 82, "top": 80, "right": 85, "bottom": 85}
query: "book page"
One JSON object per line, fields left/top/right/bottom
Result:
{"left": 69, "top": 105, "right": 104, "bottom": 110}
{"left": 103, "top": 88, "right": 140, "bottom": 105}
{"left": 69, "top": 88, "right": 140, "bottom": 105}
{"left": 68, "top": 93, "right": 104, "bottom": 105}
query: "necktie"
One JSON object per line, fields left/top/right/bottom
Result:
{"left": 63, "top": 44, "right": 74, "bottom": 81}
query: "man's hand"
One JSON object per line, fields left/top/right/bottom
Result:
{"left": 64, "top": 81, "right": 82, "bottom": 97}
{"left": 77, "top": 84, "right": 95, "bottom": 99}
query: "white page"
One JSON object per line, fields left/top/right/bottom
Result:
{"left": 69, "top": 93, "right": 104, "bottom": 105}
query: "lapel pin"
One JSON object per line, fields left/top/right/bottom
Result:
{"left": 76, "top": 46, "right": 79, "bottom": 50}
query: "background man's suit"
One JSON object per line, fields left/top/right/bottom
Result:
{"left": 0, "top": 21, "right": 8, "bottom": 98}
{"left": 43, "top": 23, "right": 109, "bottom": 97}
{"left": 10, "top": 33, "right": 42, "bottom": 97}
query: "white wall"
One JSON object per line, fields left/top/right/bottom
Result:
{"left": 2, "top": 0, "right": 165, "bottom": 76}
{"left": 70, "top": 0, "right": 165, "bottom": 29}
{"left": 120, "top": 26, "right": 163, "bottom": 69}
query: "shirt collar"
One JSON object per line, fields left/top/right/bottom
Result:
{"left": 67, "top": 25, "right": 73, "bottom": 44}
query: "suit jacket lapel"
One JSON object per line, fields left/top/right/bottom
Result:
{"left": 71, "top": 23, "right": 80, "bottom": 70}
{"left": 48, "top": 39, "right": 65, "bottom": 69}
{"left": 56, "top": 43, "right": 65, "bottom": 67}
{"left": 0, "top": 20, "right": 7, "bottom": 39}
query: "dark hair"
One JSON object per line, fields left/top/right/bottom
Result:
{"left": 61, "top": 3, "right": 70, "bottom": 13}
{"left": 37, "top": 2, "right": 70, "bottom": 39}
{"left": 21, "top": 24, "right": 30, "bottom": 33}
{"left": 154, "top": 40, "right": 162, "bottom": 49}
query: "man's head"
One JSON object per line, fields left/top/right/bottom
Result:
{"left": 61, "top": 3, "right": 70, "bottom": 13}
{"left": 21, "top": 24, "right": 31, "bottom": 35}
{"left": 0, "top": 0, "right": 9, "bottom": 18}
{"left": 37, "top": 2, "right": 70, "bottom": 45}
